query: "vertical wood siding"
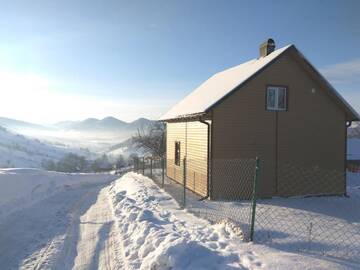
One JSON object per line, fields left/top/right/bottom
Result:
{"left": 211, "top": 51, "right": 346, "bottom": 199}
{"left": 166, "top": 121, "right": 208, "bottom": 196}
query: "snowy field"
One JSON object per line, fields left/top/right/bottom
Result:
{"left": 142, "top": 167, "right": 360, "bottom": 263}
{"left": 0, "top": 169, "right": 359, "bottom": 269}
{"left": 0, "top": 168, "right": 116, "bottom": 222}
{"left": 180, "top": 173, "right": 360, "bottom": 262}
{"left": 108, "top": 172, "right": 359, "bottom": 269}
{"left": 0, "top": 169, "right": 119, "bottom": 269}
{"left": 0, "top": 126, "right": 93, "bottom": 168}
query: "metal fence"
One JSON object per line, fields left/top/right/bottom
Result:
{"left": 132, "top": 156, "right": 360, "bottom": 263}
{"left": 133, "top": 156, "right": 261, "bottom": 241}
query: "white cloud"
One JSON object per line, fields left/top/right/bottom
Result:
{"left": 0, "top": 69, "right": 170, "bottom": 124}
{"left": 320, "top": 58, "right": 360, "bottom": 84}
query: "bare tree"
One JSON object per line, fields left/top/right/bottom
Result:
{"left": 132, "top": 122, "right": 165, "bottom": 158}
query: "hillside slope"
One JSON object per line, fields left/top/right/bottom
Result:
{"left": 54, "top": 116, "right": 153, "bottom": 133}
{"left": 0, "top": 126, "right": 88, "bottom": 168}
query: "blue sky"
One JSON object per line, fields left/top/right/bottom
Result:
{"left": 0, "top": 0, "right": 359, "bottom": 123}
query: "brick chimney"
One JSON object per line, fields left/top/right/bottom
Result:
{"left": 259, "top": 38, "right": 276, "bottom": 57}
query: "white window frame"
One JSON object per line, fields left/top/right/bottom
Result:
{"left": 266, "top": 86, "right": 287, "bottom": 111}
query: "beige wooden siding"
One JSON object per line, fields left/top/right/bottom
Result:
{"left": 211, "top": 50, "right": 345, "bottom": 199}
{"left": 166, "top": 121, "right": 208, "bottom": 196}
{"left": 276, "top": 51, "right": 345, "bottom": 196}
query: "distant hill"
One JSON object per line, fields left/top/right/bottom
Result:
{"left": 106, "top": 137, "right": 146, "bottom": 158}
{"left": 0, "top": 125, "right": 89, "bottom": 168}
{"left": 53, "top": 116, "right": 154, "bottom": 133}
{"left": 0, "top": 116, "right": 155, "bottom": 153}
{"left": 0, "top": 116, "right": 154, "bottom": 134}
{"left": 0, "top": 117, "right": 54, "bottom": 132}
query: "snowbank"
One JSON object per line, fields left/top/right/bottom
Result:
{"left": 0, "top": 168, "right": 117, "bottom": 221}
{"left": 109, "top": 173, "right": 248, "bottom": 269}
{"left": 109, "top": 172, "right": 357, "bottom": 270}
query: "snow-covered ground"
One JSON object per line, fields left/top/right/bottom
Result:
{"left": 0, "top": 169, "right": 359, "bottom": 269}
{"left": 0, "top": 169, "right": 119, "bottom": 269}
{"left": 0, "top": 126, "right": 93, "bottom": 168}
{"left": 0, "top": 168, "right": 116, "bottom": 222}
{"left": 108, "top": 172, "right": 359, "bottom": 269}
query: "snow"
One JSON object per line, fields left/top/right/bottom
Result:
{"left": 160, "top": 45, "right": 359, "bottom": 121}
{"left": 0, "top": 168, "right": 358, "bottom": 269}
{"left": 0, "top": 169, "right": 119, "bottom": 269}
{"left": 0, "top": 126, "right": 92, "bottom": 168}
{"left": 348, "top": 138, "right": 360, "bottom": 159}
{"left": 108, "top": 172, "right": 359, "bottom": 269}
{"left": 159, "top": 45, "right": 292, "bottom": 120}
{"left": 0, "top": 168, "right": 116, "bottom": 222}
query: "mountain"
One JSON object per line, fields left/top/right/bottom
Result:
{"left": 128, "top": 118, "right": 153, "bottom": 130}
{"left": 0, "top": 116, "right": 155, "bottom": 153}
{"left": 0, "top": 125, "right": 89, "bottom": 168}
{"left": 53, "top": 117, "right": 154, "bottom": 133}
{"left": 106, "top": 137, "right": 146, "bottom": 158}
{"left": 0, "top": 117, "right": 53, "bottom": 132}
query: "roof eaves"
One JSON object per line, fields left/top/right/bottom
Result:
{"left": 159, "top": 112, "right": 206, "bottom": 122}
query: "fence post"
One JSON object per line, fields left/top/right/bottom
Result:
{"left": 161, "top": 157, "right": 165, "bottom": 188}
{"left": 250, "top": 157, "right": 260, "bottom": 242}
{"left": 182, "top": 157, "right": 187, "bottom": 209}
{"left": 142, "top": 157, "right": 145, "bottom": 175}
{"left": 150, "top": 158, "right": 153, "bottom": 178}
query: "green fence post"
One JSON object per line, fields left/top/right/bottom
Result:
{"left": 150, "top": 158, "right": 153, "bottom": 179}
{"left": 250, "top": 157, "right": 260, "bottom": 242}
{"left": 182, "top": 157, "right": 187, "bottom": 209}
{"left": 161, "top": 158, "right": 165, "bottom": 188}
{"left": 142, "top": 157, "right": 145, "bottom": 175}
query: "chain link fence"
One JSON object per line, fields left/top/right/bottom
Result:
{"left": 132, "top": 156, "right": 360, "bottom": 263}
{"left": 133, "top": 156, "right": 259, "bottom": 240}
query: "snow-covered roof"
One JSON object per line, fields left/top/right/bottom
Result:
{"left": 160, "top": 45, "right": 292, "bottom": 121}
{"left": 160, "top": 44, "right": 360, "bottom": 121}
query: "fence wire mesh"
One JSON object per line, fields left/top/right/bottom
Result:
{"left": 132, "top": 156, "right": 360, "bottom": 263}
{"left": 134, "top": 157, "right": 258, "bottom": 240}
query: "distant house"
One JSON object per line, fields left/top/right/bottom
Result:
{"left": 160, "top": 39, "right": 360, "bottom": 200}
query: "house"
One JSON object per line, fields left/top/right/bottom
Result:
{"left": 160, "top": 39, "right": 360, "bottom": 200}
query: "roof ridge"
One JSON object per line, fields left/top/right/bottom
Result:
{"left": 160, "top": 44, "right": 360, "bottom": 122}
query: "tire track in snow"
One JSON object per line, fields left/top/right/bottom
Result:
{"left": 54, "top": 185, "right": 124, "bottom": 270}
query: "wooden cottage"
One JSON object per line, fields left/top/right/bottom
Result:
{"left": 160, "top": 39, "right": 359, "bottom": 200}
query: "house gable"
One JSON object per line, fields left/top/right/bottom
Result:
{"left": 211, "top": 50, "right": 347, "bottom": 198}
{"left": 160, "top": 45, "right": 359, "bottom": 122}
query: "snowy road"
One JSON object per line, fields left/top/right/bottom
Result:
{"left": 0, "top": 182, "right": 124, "bottom": 270}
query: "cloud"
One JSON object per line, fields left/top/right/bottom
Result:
{"left": 320, "top": 58, "right": 360, "bottom": 84}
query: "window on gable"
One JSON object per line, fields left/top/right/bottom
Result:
{"left": 266, "top": 86, "right": 287, "bottom": 111}
{"left": 175, "top": 141, "right": 181, "bottom": 166}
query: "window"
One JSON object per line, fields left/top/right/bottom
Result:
{"left": 266, "top": 86, "right": 287, "bottom": 111}
{"left": 175, "top": 141, "right": 181, "bottom": 166}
